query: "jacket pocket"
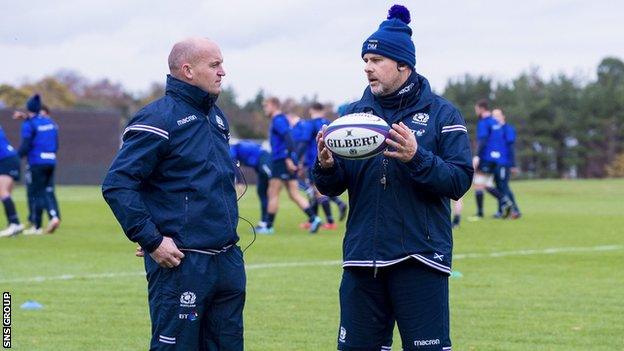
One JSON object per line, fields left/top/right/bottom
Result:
{"left": 178, "top": 192, "right": 189, "bottom": 240}
{"left": 424, "top": 205, "right": 432, "bottom": 241}
{"left": 184, "top": 193, "right": 189, "bottom": 225}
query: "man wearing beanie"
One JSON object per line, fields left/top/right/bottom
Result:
{"left": 313, "top": 5, "right": 473, "bottom": 351}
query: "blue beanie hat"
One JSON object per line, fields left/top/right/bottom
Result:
{"left": 361, "top": 5, "right": 415, "bottom": 68}
{"left": 26, "top": 94, "right": 41, "bottom": 113}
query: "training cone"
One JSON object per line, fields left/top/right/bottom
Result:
{"left": 20, "top": 300, "right": 43, "bottom": 310}
{"left": 450, "top": 271, "right": 463, "bottom": 279}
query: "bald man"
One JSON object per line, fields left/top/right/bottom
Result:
{"left": 103, "top": 38, "right": 245, "bottom": 350}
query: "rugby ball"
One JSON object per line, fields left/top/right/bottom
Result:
{"left": 324, "top": 113, "right": 390, "bottom": 159}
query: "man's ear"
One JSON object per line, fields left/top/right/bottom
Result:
{"left": 182, "top": 64, "right": 193, "bottom": 79}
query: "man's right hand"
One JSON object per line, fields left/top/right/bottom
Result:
{"left": 149, "top": 236, "right": 185, "bottom": 268}
{"left": 316, "top": 125, "right": 335, "bottom": 169}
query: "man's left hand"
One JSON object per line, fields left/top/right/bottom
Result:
{"left": 383, "top": 122, "right": 417, "bottom": 162}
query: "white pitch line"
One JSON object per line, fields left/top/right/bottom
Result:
{"left": 0, "top": 245, "right": 621, "bottom": 284}
{"left": 245, "top": 260, "right": 341, "bottom": 270}
{"left": 453, "top": 244, "right": 623, "bottom": 259}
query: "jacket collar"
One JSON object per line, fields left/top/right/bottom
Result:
{"left": 165, "top": 74, "right": 217, "bottom": 115}
{"left": 358, "top": 73, "right": 435, "bottom": 124}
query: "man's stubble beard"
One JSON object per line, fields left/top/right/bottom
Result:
{"left": 371, "top": 80, "right": 402, "bottom": 97}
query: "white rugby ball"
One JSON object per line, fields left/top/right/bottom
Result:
{"left": 324, "top": 113, "right": 390, "bottom": 159}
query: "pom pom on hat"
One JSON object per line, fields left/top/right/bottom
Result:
{"left": 387, "top": 4, "right": 410, "bottom": 24}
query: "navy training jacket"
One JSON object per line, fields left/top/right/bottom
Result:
{"left": 500, "top": 124, "right": 517, "bottom": 167}
{"left": 305, "top": 117, "right": 330, "bottom": 167}
{"left": 19, "top": 115, "right": 59, "bottom": 166}
{"left": 102, "top": 75, "right": 239, "bottom": 253}
{"left": 230, "top": 140, "right": 266, "bottom": 169}
{"left": 269, "top": 113, "right": 297, "bottom": 161}
{"left": 313, "top": 74, "right": 473, "bottom": 275}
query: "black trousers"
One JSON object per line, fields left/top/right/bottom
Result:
{"left": 145, "top": 247, "right": 246, "bottom": 350}
{"left": 29, "top": 164, "right": 60, "bottom": 228}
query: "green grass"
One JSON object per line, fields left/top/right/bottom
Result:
{"left": 1, "top": 179, "right": 623, "bottom": 350}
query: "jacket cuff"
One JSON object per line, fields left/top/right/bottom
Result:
{"left": 314, "top": 158, "right": 337, "bottom": 175}
{"left": 405, "top": 146, "right": 431, "bottom": 173}
{"left": 138, "top": 228, "right": 164, "bottom": 253}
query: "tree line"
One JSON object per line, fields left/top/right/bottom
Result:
{"left": 1, "top": 57, "right": 622, "bottom": 178}
{"left": 445, "top": 57, "right": 624, "bottom": 178}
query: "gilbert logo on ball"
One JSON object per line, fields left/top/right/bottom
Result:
{"left": 324, "top": 113, "right": 390, "bottom": 159}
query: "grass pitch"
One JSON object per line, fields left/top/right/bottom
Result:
{"left": 1, "top": 179, "right": 623, "bottom": 350}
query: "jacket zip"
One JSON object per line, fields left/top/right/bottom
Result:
{"left": 425, "top": 206, "right": 431, "bottom": 241}
{"left": 372, "top": 158, "right": 389, "bottom": 278}
{"left": 184, "top": 194, "right": 189, "bottom": 224}
{"left": 203, "top": 112, "right": 235, "bottom": 237}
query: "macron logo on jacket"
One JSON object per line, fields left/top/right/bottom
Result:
{"left": 177, "top": 115, "right": 198, "bottom": 126}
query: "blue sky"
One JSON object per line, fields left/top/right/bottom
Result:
{"left": 2, "top": 0, "right": 623, "bottom": 104}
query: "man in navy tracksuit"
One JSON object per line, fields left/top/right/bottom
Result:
{"left": 102, "top": 38, "right": 245, "bottom": 350}
{"left": 313, "top": 6, "right": 472, "bottom": 350}
{"left": 230, "top": 140, "right": 272, "bottom": 229}
{"left": 17, "top": 94, "right": 61, "bottom": 235}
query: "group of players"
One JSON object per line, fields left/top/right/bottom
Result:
{"left": 0, "top": 94, "right": 61, "bottom": 238}
{"left": 229, "top": 98, "right": 347, "bottom": 235}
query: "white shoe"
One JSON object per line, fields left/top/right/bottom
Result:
{"left": 0, "top": 223, "right": 24, "bottom": 237}
{"left": 23, "top": 227, "right": 43, "bottom": 235}
{"left": 46, "top": 217, "right": 61, "bottom": 234}
{"left": 254, "top": 221, "right": 267, "bottom": 231}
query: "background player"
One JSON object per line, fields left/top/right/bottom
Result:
{"left": 262, "top": 97, "right": 321, "bottom": 234}
{"left": 16, "top": 94, "right": 60, "bottom": 235}
{"left": 39, "top": 105, "right": 61, "bottom": 232}
{"left": 492, "top": 108, "right": 521, "bottom": 218}
{"left": 304, "top": 102, "right": 347, "bottom": 229}
{"left": 0, "top": 113, "right": 23, "bottom": 237}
